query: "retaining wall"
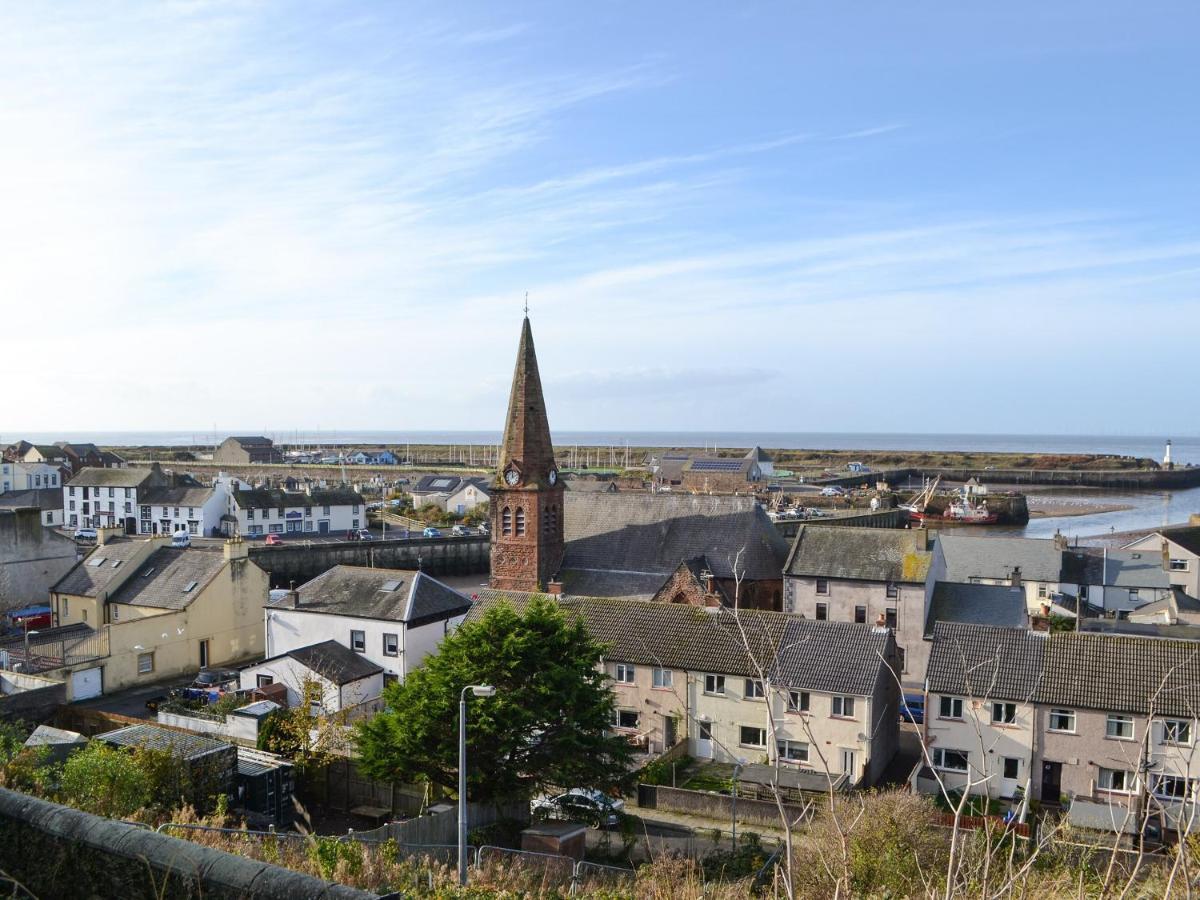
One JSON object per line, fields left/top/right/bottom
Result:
{"left": 249, "top": 535, "right": 489, "bottom": 586}
{"left": 639, "top": 784, "right": 809, "bottom": 829}
{"left": 0, "top": 788, "right": 376, "bottom": 899}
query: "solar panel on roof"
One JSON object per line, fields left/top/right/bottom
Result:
{"left": 691, "top": 459, "right": 744, "bottom": 471}
{"left": 431, "top": 478, "right": 453, "bottom": 488}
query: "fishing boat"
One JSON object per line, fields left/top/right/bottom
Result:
{"left": 902, "top": 475, "right": 999, "bottom": 525}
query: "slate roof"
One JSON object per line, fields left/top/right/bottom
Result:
{"left": 1061, "top": 548, "right": 1171, "bottom": 589}
{"left": 562, "top": 493, "right": 787, "bottom": 582}
{"left": 283, "top": 640, "right": 383, "bottom": 685}
{"left": 784, "top": 525, "right": 932, "bottom": 584}
{"left": 67, "top": 467, "right": 157, "bottom": 488}
{"left": 107, "top": 547, "right": 228, "bottom": 610}
{"left": 926, "top": 623, "right": 1047, "bottom": 703}
{"left": 937, "top": 534, "right": 1064, "bottom": 584}
{"left": 227, "top": 436, "right": 274, "bottom": 446}
{"left": 412, "top": 475, "right": 463, "bottom": 494}
{"left": 233, "top": 487, "right": 363, "bottom": 510}
{"left": 928, "top": 622, "right": 1200, "bottom": 718}
{"left": 52, "top": 541, "right": 159, "bottom": 597}
{"left": 1158, "top": 526, "right": 1200, "bottom": 557}
{"left": 683, "top": 457, "right": 757, "bottom": 476}
{"left": 97, "top": 724, "right": 231, "bottom": 759}
{"left": 775, "top": 619, "right": 895, "bottom": 695}
{"left": 269, "top": 565, "right": 471, "bottom": 626}
{"left": 0, "top": 489, "right": 63, "bottom": 511}
{"left": 564, "top": 479, "right": 616, "bottom": 493}
{"left": 925, "top": 582, "right": 1028, "bottom": 636}
{"left": 744, "top": 446, "right": 773, "bottom": 463}
{"left": 140, "top": 486, "right": 216, "bottom": 507}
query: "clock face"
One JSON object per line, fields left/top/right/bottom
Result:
{"left": 548, "top": 469, "right": 557, "bottom": 485}
{"left": 504, "top": 468, "right": 520, "bottom": 486}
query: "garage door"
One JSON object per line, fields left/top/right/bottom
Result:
{"left": 71, "top": 667, "right": 102, "bottom": 700}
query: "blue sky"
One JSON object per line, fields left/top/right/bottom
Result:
{"left": 2, "top": 2, "right": 1197, "bottom": 435}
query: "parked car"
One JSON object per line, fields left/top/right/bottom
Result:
{"left": 820, "top": 486, "right": 845, "bottom": 497}
{"left": 901, "top": 694, "right": 925, "bottom": 725}
{"left": 450, "top": 524, "right": 472, "bottom": 536}
{"left": 531, "top": 789, "right": 625, "bottom": 829}
{"left": 356, "top": 529, "right": 374, "bottom": 540}
{"left": 265, "top": 534, "right": 283, "bottom": 546}
{"left": 422, "top": 526, "right": 442, "bottom": 538}
{"left": 73, "top": 527, "right": 98, "bottom": 542}
{"left": 170, "top": 531, "right": 191, "bottom": 548}
{"left": 477, "top": 522, "right": 490, "bottom": 535}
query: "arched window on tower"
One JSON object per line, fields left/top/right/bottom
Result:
{"left": 501, "top": 506, "right": 512, "bottom": 536}
{"left": 549, "top": 504, "right": 558, "bottom": 533}
{"left": 515, "top": 507, "right": 526, "bottom": 536}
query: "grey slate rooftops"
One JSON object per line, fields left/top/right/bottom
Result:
{"left": 1158, "top": 526, "right": 1200, "bottom": 557}
{"left": 937, "top": 534, "right": 1065, "bottom": 584}
{"left": 784, "top": 525, "right": 932, "bottom": 584}
{"left": 744, "top": 446, "right": 773, "bottom": 463}
{"left": 228, "top": 436, "right": 273, "bottom": 446}
{"left": 269, "top": 565, "right": 471, "bottom": 626}
{"left": 928, "top": 622, "right": 1200, "bottom": 718}
{"left": 52, "top": 541, "right": 158, "bottom": 597}
{"left": 0, "top": 489, "right": 64, "bottom": 511}
{"left": 1061, "top": 548, "right": 1171, "bottom": 588}
{"left": 466, "top": 591, "right": 891, "bottom": 694}
{"left": 284, "top": 640, "right": 384, "bottom": 685}
{"left": 925, "top": 582, "right": 1028, "bottom": 636}
{"left": 412, "top": 475, "right": 463, "bottom": 494}
{"left": 233, "top": 487, "right": 363, "bottom": 510}
{"left": 106, "top": 547, "right": 228, "bottom": 610}
{"left": 139, "top": 485, "right": 216, "bottom": 507}
{"left": 67, "top": 467, "right": 157, "bottom": 488}
{"left": 562, "top": 492, "right": 787, "bottom": 581}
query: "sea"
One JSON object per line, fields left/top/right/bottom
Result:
{"left": 7, "top": 430, "right": 1197, "bottom": 540}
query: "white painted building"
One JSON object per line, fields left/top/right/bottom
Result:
{"left": 230, "top": 487, "right": 366, "bottom": 537}
{"left": 64, "top": 465, "right": 171, "bottom": 532}
{"left": 137, "top": 485, "right": 230, "bottom": 538}
{"left": 238, "top": 640, "right": 384, "bottom": 714}
{"left": 261, "top": 566, "right": 471, "bottom": 684}
{"left": 0, "top": 462, "right": 63, "bottom": 494}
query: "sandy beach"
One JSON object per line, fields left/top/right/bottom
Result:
{"left": 1026, "top": 499, "right": 1135, "bottom": 519}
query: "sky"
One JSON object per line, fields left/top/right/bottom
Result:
{"left": 2, "top": 2, "right": 1198, "bottom": 436}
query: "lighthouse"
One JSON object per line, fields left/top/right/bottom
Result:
{"left": 1164, "top": 439, "right": 1173, "bottom": 469}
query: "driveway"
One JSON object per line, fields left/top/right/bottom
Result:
{"left": 73, "top": 674, "right": 194, "bottom": 720}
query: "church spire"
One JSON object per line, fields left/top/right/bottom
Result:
{"left": 496, "top": 315, "right": 557, "bottom": 488}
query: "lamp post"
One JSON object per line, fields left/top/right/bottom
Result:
{"left": 731, "top": 759, "right": 745, "bottom": 849}
{"left": 458, "top": 684, "right": 496, "bottom": 886}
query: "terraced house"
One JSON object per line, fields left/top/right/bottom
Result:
{"left": 923, "top": 622, "right": 1200, "bottom": 835}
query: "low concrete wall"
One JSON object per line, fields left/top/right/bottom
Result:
{"left": 157, "top": 710, "right": 261, "bottom": 745}
{"left": 249, "top": 535, "right": 489, "bottom": 586}
{"left": 0, "top": 787, "right": 376, "bottom": 899}
{"left": 640, "top": 784, "right": 810, "bottom": 829}
{"left": 388, "top": 800, "right": 527, "bottom": 845}
{"left": 0, "top": 671, "right": 66, "bottom": 723}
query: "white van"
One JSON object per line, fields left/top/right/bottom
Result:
{"left": 74, "top": 527, "right": 98, "bottom": 542}
{"left": 170, "top": 531, "right": 191, "bottom": 548}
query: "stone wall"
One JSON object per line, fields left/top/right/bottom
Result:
{"left": 0, "top": 508, "right": 78, "bottom": 610}
{"left": 640, "top": 783, "right": 809, "bottom": 829}
{"left": 0, "top": 788, "right": 376, "bottom": 899}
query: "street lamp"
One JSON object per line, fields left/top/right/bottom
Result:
{"left": 458, "top": 684, "right": 496, "bottom": 886}
{"left": 23, "top": 630, "right": 40, "bottom": 669}
{"left": 731, "top": 759, "right": 746, "bottom": 849}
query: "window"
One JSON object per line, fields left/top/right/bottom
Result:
{"left": 1162, "top": 718, "right": 1192, "bottom": 745}
{"left": 1169, "top": 558, "right": 1189, "bottom": 572}
{"left": 1048, "top": 709, "right": 1076, "bottom": 733}
{"left": 886, "top": 582, "right": 899, "bottom": 599}
{"left": 739, "top": 726, "right": 767, "bottom": 748}
{"left": 611, "top": 709, "right": 639, "bottom": 729}
{"left": 1098, "top": 768, "right": 1134, "bottom": 793}
{"left": 885, "top": 607, "right": 897, "bottom": 629}
{"left": 815, "top": 578, "right": 830, "bottom": 595}
{"left": 1037, "top": 584, "right": 1047, "bottom": 599}
{"left": 1128, "top": 589, "right": 1139, "bottom": 601}
{"left": 515, "top": 507, "right": 526, "bottom": 536}
{"left": 70, "top": 486, "right": 76, "bottom": 496}
{"left": 124, "top": 488, "right": 131, "bottom": 498}
{"left": 305, "top": 506, "right": 312, "bottom": 516}
{"left": 933, "top": 748, "right": 969, "bottom": 772}
{"left": 247, "top": 509, "right": 255, "bottom": 520}
{"left": 383, "top": 633, "right": 399, "bottom": 657}
{"left": 501, "top": 507, "right": 512, "bottom": 535}
{"left": 744, "top": 679, "right": 765, "bottom": 699}
{"left": 614, "top": 663, "right": 635, "bottom": 684}
{"left": 256, "top": 674, "right": 274, "bottom": 687}
{"left": 1003, "top": 757, "right": 1020, "bottom": 779}
{"left": 350, "top": 630, "right": 366, "bottom": 653}
{"left": 268, "top": 523, "right": 284, "bottom": 534}
{"left": 309, "top": 698, "right": 323, "bottom": 716}
{"left": 69, "top": 500, "right": 76, "bottom": 511}
{"left": 1152, "top": 774, "right": 1195, "bottom": 800}
{"left": 939, "top": 696, "right": 963, "bottom": 720}
{"left": 322, "top": 505, "right": 330, "bottom": 515}
{"left": 141, "top": 506, "right": 151, "bottom": 518}
{"left": 137, "top": 652, "right": 155, "bottom": 675}
{"left": 992, "top": 702, "right": 1017, "bottom": 725}
{"left": 704, "top": 674, "right": 726, "bottom": 695}
{"left": 832, "top": 696, "right": 855, "bottom": 718}
{"left": 777, "top": 739, "right": 809, "bottom": 762}
{"left": 652, "top": 668, "right": 672, "bottom": 689}
{"left": 815, "top": 602, "right": 828, "bottom": 621}
{"left": 854, "top": 605, "right": 866, "bottom": 624}
{"left": 1106, "top": 714, "right": 1134, "bottom": 740}
{"left": 788, "top": 690, "right": 810, "bottom": 713}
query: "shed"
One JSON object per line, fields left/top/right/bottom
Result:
{"left": 23, "top": 725, "right": 88, "bottom": 765}
{"left": 521, "top": 821, "right": 588, "bottom": 861}
{"left": 95, "top": 724, "right": 236, "bottom": 812}
{"left": 235, "top": 747, "right": 295, "bottom": 827}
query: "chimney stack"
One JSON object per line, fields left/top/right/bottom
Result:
{"left": 289, "top": 581, "right": 300, "bottom": 608}
{"left": 1010, "top": 566, "right": 1022, "bottom": 590}
{"left": 1163, "top": 540, "right": 1172, "bottom": 573}
{"left": 546, "top": 579, "right": 563, "bottom": 596}
{"left": 223, "top": 534, "right": 248, "bottom": 562}
{"left": 1053, "top": 530, "right": 1068, "bottom": 551}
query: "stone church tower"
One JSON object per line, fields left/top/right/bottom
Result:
{"left": 489, "top": 316, "right": 564, "bottom": 592}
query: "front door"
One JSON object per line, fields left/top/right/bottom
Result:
{"left": 1001, "top": 757, "right": 1020, "bottom": 798}
{"left": 663, "top": 715, "right": 677, "bottom": 748}
{"left": 199, "top": 639, "right": 210, "bottom": 669}
{"left": 318, "top": 520, "right": 329, "bottom": 534}
{"left": 696, "top": 721, "right": 714, "bottom": 759}
{"left": 840, "top": 748, "right": 858, "bottom": 783}
{"left": 1041, "top": 761, "right": 1062, "bottom": 804}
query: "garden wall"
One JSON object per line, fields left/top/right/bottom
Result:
{"left": 639, "top": 784, "right": 810, "bottom": 829}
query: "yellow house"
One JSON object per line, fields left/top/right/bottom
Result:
{"left": 47, "top": 533, "right": 269, "bottom": 698}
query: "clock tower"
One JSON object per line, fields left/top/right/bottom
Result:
{"left": 489, "top": 315, "right": 564, "bottom": 592}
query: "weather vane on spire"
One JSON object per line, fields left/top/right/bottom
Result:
{"left": 524, "top": 291, "right": 529, "bottom": 317}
